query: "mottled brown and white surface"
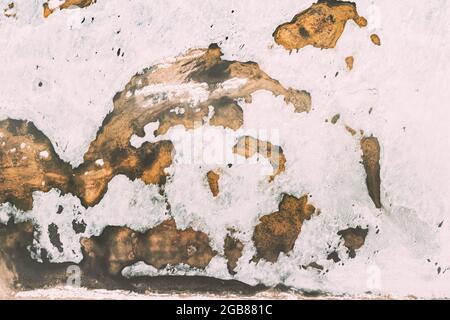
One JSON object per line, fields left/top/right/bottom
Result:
{"left": 0, "top": 0, "right": 449, "bottom": 299}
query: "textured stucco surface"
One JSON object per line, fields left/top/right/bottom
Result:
{"left": 0, "top": 0, "right": 449, "bottom": 299}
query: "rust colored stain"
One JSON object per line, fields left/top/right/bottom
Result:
{"left": 206, "top": 170, "right": 220, "bottom": 197}
{"left": 0, "top": 44, "right": 310, "bottom": 211}
{"left": 360, "top": 137, "right": 382, "bottom": 208}
{"left": 252, "top": 194, "right": 316, "bottom": 263}
{"left": 370, "top": 34, "right": 381, "bottom": 46}
{"left": 273, "top": 0, "right": 367, "bottom": 51}
{"left": 81, "top": 219, "right": 215, "bottom": 276}
{"left": 43, "top": 0, "right": 96, "bottom": 18}
{"left": 345, "top": 56, "right": 354, "bottom": 70}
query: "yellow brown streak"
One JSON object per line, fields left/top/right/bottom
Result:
{"left": 370, "top": 34, "right": 381, "bottom": 46}
{"left": 273, "top": 0, "right": 367, "bottom": 51}
{"left": 43, "top": 0, "right": 95, "bottom": 18}
{"left": 345, "top": 56, "right": 354, "bottom": 70}
{"left": 360, "top": 137, "right": 381, "bottom": 208}
{"left": 206, "top": 170, "right": 220, "bottom": 197}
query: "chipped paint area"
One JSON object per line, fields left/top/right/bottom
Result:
{"left": 0, "top": 0, "right": 450, "bottom": 299}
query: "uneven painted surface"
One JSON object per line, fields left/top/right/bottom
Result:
{"left": 273, "top": 0, "right": 367, "bottom": 51}
{"left": 0, "top": 0, "right": 449, "bottom": 300}
{"left": 0, "top": 44, "right": 310, "bottom": 210}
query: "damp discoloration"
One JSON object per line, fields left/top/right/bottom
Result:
{"left": 224, "top": 234, "right": 243, "bottom": 274}
{"left": 209, "top": 97, "right": 243, "bottom": 130}
{"left": 0, "top": 44, "right": 310, "bottom": 210}
{"left": 360, "top": 137, "right": 381, "bottom": 208}
{"left": 232, "top": 136, "right": 286, "bottom": 182}
{"left": 337, "top": 226, "right": 368, "bottom": 258}
{"left": 345, "top": 125, "right": 357, "bottom": 136}
{"left": 252, "top": 194, "right": 316, "bottom": 263}
{"left": 370, "top": 34, "right": 381, "bottom": 46}
{"left": 0, "top": 120, "right": 73, "bottom": 211}
{"left": 0, "top": 118, "right": 174, "bottom": 209}
{"left": 0, "top": 220, "right": 261, "bottom": 294}
{"left": 43, "top": 0, "right": 96, "bottom": 18}
{"left": 206, "top": 170, "right": 220, "bottom": 197}
{"left": 331, "top": 113, "right": 340, "bottom": 124}
{"left": 81, "top": 219, "right": 215, "bottom": 276}
{"left": 345, "top": 56, "right": 354, "bottom": 70}
{"left": 273, "top": 0, "right": 367, "bottom": 51}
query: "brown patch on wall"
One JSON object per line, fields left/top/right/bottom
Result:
{"left": 0, "top": 120, "right": 73, "bottom": 211}
{"left": 0, "top": 119, "right": 174, "bottom": 209}
{"left": 345, "top": 125, "right": 357, "bottom": 136}
{"left": 337, "top": 226, "right": 368, "bottom": 258}
{"left": 331, "top": 113, "right": 340, "bottom": 124}
{"left": 273, "top": 0, "right": 367, "bottom": 51}
{"left": 1, "top": 44, "right": 310, "bottom": 210}
{"left": 0, "top": 220, "right": 263, "bottom": 294}
{"left": 43, "top": 0, "right": 96, "bottom": 18}
{"left": 345, "top": 56, "right": 354, "bottom": 70}
{"left": 303, "top": 261, "right": 324, "bottom": 271}
{"left": 3, "top": 2, "right": 16, "bottom": 18}
{"left": 370, "top": 34, "right": 381, "bottom": 46}
{"left": 233, "top": 136, "right": 286, "bottom": 182}
{"left": 81, "top": 219, "right": 215, "bottom": 276}
{"left": 252, "top": 194, "right": 316, "bottom": 263}
{"left": 360, "top": 137, "right": 381, "bottom": 208}
{"left": 224, "top": 235, "right": 244, "bottom": 275}
{"left": 206, "top": 170, "right": 220, "bottom": 197}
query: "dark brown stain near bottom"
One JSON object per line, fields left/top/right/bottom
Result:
{"left": 0, "top": 220, "right": 265, "bottom": 295}
{"left": 81, "top": 219, "right": 215, "bottom": 276}
{"left": 223, "top": 234, "right": 244, "bottom": 274}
